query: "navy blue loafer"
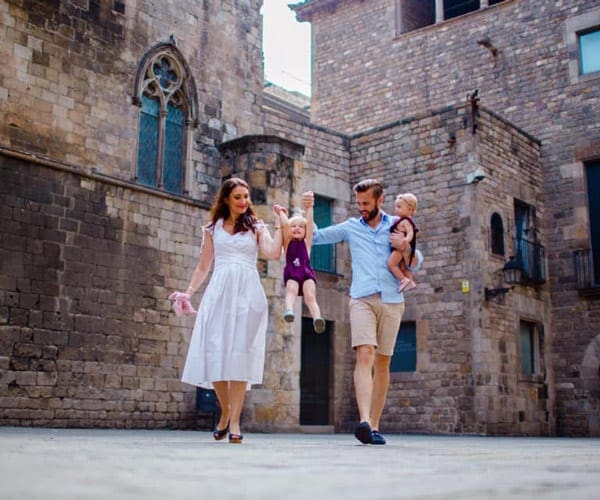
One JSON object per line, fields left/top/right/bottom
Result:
{"left": 370, "top": 430, "right": 386, "bottom": 445}
{"left": 354, "top": 421, "right": 372, "bottom": 444}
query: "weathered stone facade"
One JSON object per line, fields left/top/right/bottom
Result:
{"left": 1, "top": 154, "right": 205, "bottom": 428}
{"left": 1, "top": 0, "right": 264, "bottom": 202}
{"left": 1, "top": 0, "right": 598, "bottom": 436}
{"left": 355, "top": 106, "right": 548, "bottom": 435}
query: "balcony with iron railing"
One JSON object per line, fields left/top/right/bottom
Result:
{"left": 574, "top": 248, "right": 600, "bottom": 292}
{"left": 514, "top": 237, "right": 546, "bottom": 285}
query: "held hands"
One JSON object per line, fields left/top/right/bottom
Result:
{"left": 273, "top": 204, "right": 287, "bottom": 231}
{"left": 301, "top": 191, "right": 314, "bottom": 210}
{"left": 273, "top": 204, "right": 288, "bottom": 217}
{"left": 168, "top": 291, "right": 197, "bottom": 317}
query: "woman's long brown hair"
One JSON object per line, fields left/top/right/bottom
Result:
{"left": 207, "top": 177, "right": 258, "bottom": 233}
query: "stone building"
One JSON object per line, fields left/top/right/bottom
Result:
{"left": 1, "top": 0, "right": 598, "bottom": 436}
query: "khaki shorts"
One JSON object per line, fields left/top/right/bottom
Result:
{"left": 349, "top": 293, "right": 405, "bottom": 356}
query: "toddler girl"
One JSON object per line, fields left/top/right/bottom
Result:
{"left": 274, "top": 203, "right": 325, "bottom": 334}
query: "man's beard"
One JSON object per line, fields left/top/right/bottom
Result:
{"left": 361, "top": 207, "right": 380, "bottom": 222}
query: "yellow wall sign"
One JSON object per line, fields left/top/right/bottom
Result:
{"left": 461, "top": 280, "right": 470, "bottom": 293}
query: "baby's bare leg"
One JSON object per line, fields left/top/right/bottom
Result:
{"left": 401, "top": 248, "right": 415, "bottom": 281}
{"left": 302, "top": 279, "right": 322, "bottom": 320}
{"left": 285, "top": 280, "right": 300, "bottom": 311}
{"left": 388, "top": 250, "right": 406, "bottom": 282}
{"left": 400, "top": 261, "right": 413, "bottom": 281}
{"left": 303, "top": 279, "right": 325, "bottom": 333}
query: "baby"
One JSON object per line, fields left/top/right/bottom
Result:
{"left": 388, "top": 193, "right": 419, "bottom": 293}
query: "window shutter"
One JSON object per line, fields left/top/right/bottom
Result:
{"left": 311, "top": 196, "right": 335, "bottom": 272}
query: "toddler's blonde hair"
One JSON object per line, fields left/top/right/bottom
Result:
{"left": 288, "top": 212, "right": 306, "bottom": 226}
{"left": 397, "top": 193, "right": 418, "bottom": 212}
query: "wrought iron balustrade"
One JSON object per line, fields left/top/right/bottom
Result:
{"left": 514, "top": 237, "right": 546, "bottom": 284}
{"left": 574, "top": 248, "right": 600, "bottom": 290}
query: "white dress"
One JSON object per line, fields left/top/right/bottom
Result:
{"left": 181, "top": 219, "right": 268, "bottom": 388}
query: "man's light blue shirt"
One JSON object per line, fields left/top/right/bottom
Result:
{"left": 313, "top": 211, "right": 416, "bottom": 303}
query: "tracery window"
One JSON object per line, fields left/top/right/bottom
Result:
{"left": 133, "top": 43, "right": 198, "bottom": 195}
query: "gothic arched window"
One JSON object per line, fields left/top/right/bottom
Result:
{"left": 491, "top": 212, "right": 505, "bottom": 256}
{"left": 133, "top": 43, "right": 198, "bottom": 195}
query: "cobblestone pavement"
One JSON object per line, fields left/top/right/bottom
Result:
{"left": 1, "top": 427, "right": 599, "bottom": 500}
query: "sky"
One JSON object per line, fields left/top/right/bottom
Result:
{"left": 261, "top": 0, "right": 311, "bottom": 96}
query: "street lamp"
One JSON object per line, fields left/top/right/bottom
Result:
{"left": 485, "top": 256, "right": 523, "bottom": 301}
{"left": 502, "top": 256, "right": 523, "bottom": 286}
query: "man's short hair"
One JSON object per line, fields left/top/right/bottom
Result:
{"left": 353, "top": 179, "right": 383, "bottom": 198}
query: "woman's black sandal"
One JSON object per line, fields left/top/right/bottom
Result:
{"left": 228, "top": 433, "right": 243, "bottom": 444}
{"left": 213, "top": 423, "right": 229, "bottom": 441}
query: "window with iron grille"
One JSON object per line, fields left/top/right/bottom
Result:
{"left": 310, "top": 195, "right": 336, "bottom": 273}
{"left": 514, "top": 200, "right": 545, "bottom": 284}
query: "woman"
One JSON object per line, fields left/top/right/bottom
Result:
{"left": 174, "top": 177, "right": 282, "bottom": 443}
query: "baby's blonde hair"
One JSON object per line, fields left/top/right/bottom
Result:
{"left": 397, "top": 193, "right": 418, "bottom": 212}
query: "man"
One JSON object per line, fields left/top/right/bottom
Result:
{"left": 302, "top": 179, "right": 422, "bottom": 445}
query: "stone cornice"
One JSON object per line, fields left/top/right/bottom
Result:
{"left": 290, "top": 0, "right": 345, "bottom": 22}
{"left": 218, "top": 135, "right": 305, "bottom": 158}
{"left": 0, "top": 144, "right": 210, "bottom": 208}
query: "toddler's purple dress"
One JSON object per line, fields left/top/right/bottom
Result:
{"left": 283, "top": 239, "right": 317, "bottom": 296}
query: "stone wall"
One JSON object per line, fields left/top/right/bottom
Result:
{"left": 476, "top": 110, "right": 550, "bottom": 435}
{"left": 0, "top": 152, "right": 205, "bottom": 428}
{"left": 0, "top": 0, "right": 274, "bottom": 429}
{"left": 298, "top": 0, "right": 599, "bottom": 139}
